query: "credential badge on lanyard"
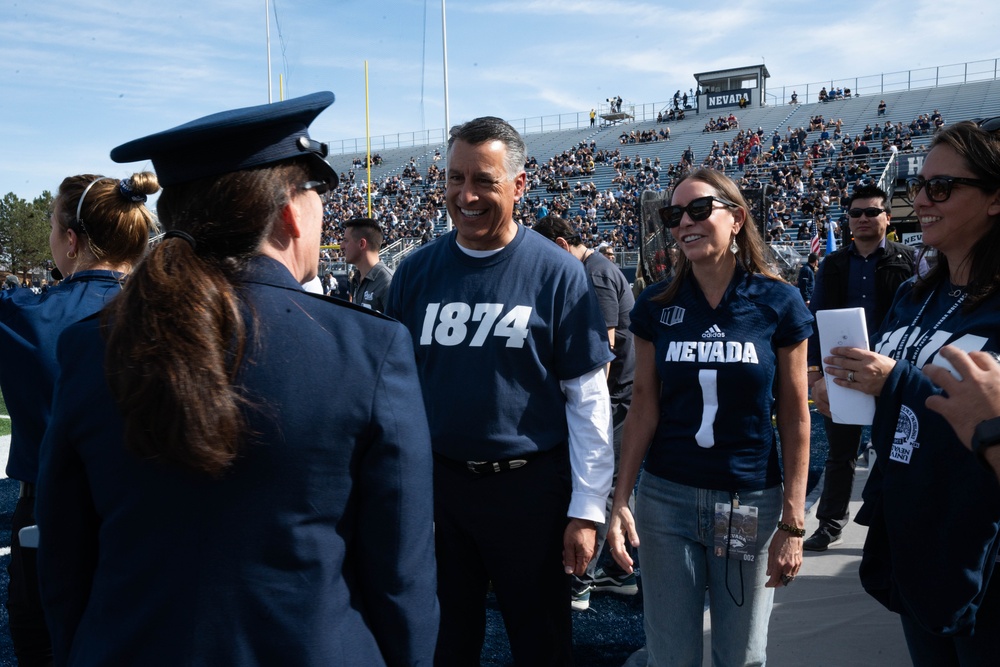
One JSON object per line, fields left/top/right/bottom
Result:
{"left": 713, "top": 494, "right": 759, "bottom": 562}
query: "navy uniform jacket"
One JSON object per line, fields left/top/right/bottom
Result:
{"left": 0, "top": 270, "right": 126, "bottom": 484}
{"left": 36, "top": 256, "right": 438, "bottom": 666}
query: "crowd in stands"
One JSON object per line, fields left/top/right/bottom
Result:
{"left": 350, "top": 153, "right": 383, "bottom": 169}
{"left": 703, "top": 114, "right": 739, "bottom": 132}
{"left": 619, "top": 128, "right": 671, "bottom": 144}
{"left": 687, "top": 109, "right": 943, "bottom": 245}
{"left": 818, "top": 86, "right": 854, "bottom": 102}
{"left": 317, "top": 102, "right": 948, "bottom": 266}
{"left": 521, "top": 141, "right": 646, "bottom": 251}
{"left": 656, "top": 108, "right": 686, "bottom": 123}
{"left": 319, "top": 165, "right": 444, "bottom": 265}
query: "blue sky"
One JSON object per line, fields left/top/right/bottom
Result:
{"left": 2, "top": 0, "right": 998, "bottom": 200}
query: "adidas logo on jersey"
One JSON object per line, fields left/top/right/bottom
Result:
{"left": 701, "top": 324, "right": 725, "bottom": 339}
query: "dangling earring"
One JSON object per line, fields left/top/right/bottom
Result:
{"left": 67, "top": 250, "right": 78, "bottom": 260}
{"left": 729, "top": 237, "right": 739, "bottom": 254}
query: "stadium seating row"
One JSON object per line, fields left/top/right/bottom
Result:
{"left": 317, "top": 78, "right": 1000, "bottom": 275}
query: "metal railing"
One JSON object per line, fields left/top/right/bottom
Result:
{"left": 381, "top": 237, "right": 423, "bottom": 270}
{"left": 877, "top": 151, "right": 900, "bottom": 196}
{"left": 326, "top": 105, "right": 676, "bottom": 155}
{"left": 329, "top": 130, "right": 448, "bottom": 155}
{"left": 767, "top": 58, "right": 1000, "bottom": 106}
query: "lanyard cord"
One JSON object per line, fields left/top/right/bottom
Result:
{"left": 724, "top": 491, "right": 746, "bottom": 607}
{"left": 892, "top": 284, "right": 966, "bottom": 363}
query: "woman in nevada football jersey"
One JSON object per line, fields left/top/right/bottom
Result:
{"left": 815, "top": 120, "right": 1000, "bottom": 666}
{"left": 608, "top": 168, "right": 813, "bottom": 666}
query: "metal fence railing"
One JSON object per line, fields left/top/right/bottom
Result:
{"left": 764, "top": 59, "right": 1000, "bottom": 107}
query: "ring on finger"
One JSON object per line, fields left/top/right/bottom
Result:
{"left": 847, "top": 371, "right": 855, "bottom": 383}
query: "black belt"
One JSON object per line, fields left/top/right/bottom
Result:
{"left": 434, "top": 451, "right": 541, "bottom": 476}
{"left": 19, "top": 482, "right": 35, "bottom": 499}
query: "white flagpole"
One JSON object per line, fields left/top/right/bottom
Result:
{"left": 266, "top": 0, "right": 273, "bottom": 103}
{"left": 442, "top": 0, "right": 452, "bottom": 231}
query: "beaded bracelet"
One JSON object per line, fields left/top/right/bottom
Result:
{"left": 776, "top": 521, "right": 806, "bottom": 537}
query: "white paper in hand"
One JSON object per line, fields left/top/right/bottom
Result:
{"left": 817, "top": 308, "right": 876, "bottom": 425}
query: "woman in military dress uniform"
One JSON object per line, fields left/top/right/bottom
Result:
{"left": 35, "top": 93, "right": 438, "bottom": 667}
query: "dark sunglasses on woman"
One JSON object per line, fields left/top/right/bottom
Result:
{"left": 906, "top": 176, "right": 992, "bottom": 203}
{"left": 659, "top": 195, "right": 737, "bottom": 228}
{"left": 301, "top": 180, "right": 331, "bottom": 196}
{"left": 904, "top": 118, "right": 1000, "bottom": 203}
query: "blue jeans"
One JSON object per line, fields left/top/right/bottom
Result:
{"left": 636, "top": 474, "right": 782, "bottom": 667}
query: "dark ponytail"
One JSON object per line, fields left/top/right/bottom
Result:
{"left": 103, "top": 160, "right": 309, "bottom": 475}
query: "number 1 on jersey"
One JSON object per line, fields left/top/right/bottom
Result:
{"left": 695, "top": 369, "right": 718, "bottom": 448}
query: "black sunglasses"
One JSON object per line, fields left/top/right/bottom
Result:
{"left": 659, "top": 195, "right": 738, "bottom": 228}
{"left": 847, "top": 206, "right": 886, "bottom": 218}
{"left": 906, "top": 175, "right": 992, "bottom": 203}
{"left": 301, "top": 180, "right": 331, "bottom": 196}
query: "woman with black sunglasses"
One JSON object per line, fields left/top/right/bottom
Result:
{"left": 814, "top": 120, "right": 1000, "bottom": 665}
{"left": 1, "top": 172, "right": 158, "bottom": 665}
{"left": 608, "top": 168, "right": 812, "bottom": 665}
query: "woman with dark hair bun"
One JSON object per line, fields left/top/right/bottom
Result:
{"left": 34, "top": 92, "right": 437, "bottom": 666}
{"left": 2, "top": 170, "right": 158, "bottom": 665}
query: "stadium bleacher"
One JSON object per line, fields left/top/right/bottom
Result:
{"left": 319, "top": 76, "right": 1000, "bottom": 282}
